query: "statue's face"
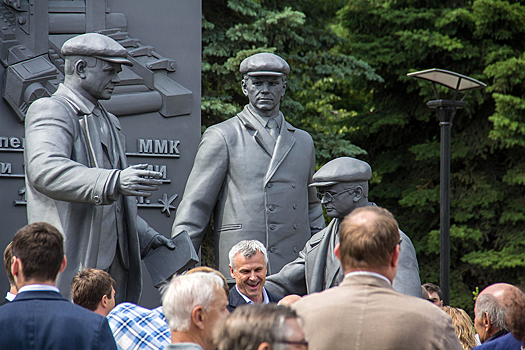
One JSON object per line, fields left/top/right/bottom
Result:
{"left": 318, "top": 183, "right": 356, "bottom": 219}
{"left": 81, "top": 59, "right": 122, "bottom": 101}
{"left": 242, "top": 75, "right": 286, "bottom": 113}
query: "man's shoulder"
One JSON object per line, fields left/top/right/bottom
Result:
{"left": 474, "top": 333, "right": 524, "bottom": 350}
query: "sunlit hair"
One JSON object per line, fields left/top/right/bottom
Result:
{"left": 229, "top": 240, "right": 268, "bottom": 271}
{"left": 441, "top": 306, "right": 477, "bottom": 350}
{"left": 71, "top": 268, "right": 115, "bottom": 311}
{"left": 161, "top": 272, "right": 224, "bottom": 332}
{"left": 475, "top": 294, "right": 507, "bottom": 331}
{"left": 185, "top": 266, "right": 230, "bottom": 298}
{"left": 339, "top": 206, "right": 399, "bottom": 270}
{"left": 215, "top": 304, "right": 298, "bottom": 350}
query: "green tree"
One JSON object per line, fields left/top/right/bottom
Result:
{"left": 200, "top": 0, "right": 383, "bottom": 265}
{"left": 337, "top": 0, "right": 525, "bottom": 310}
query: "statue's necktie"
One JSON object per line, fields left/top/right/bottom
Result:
{"left": 267, "top": 117, "right": 279, "bottom": 140}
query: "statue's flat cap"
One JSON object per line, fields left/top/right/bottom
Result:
{"left": 61, "top": 33, "right": 133, "bottom": 66}
{"left": 310, "top": 157, "right": 372, "bottom": 187}
{"left": 240, "top": 53, "right": 290, "bottom": 77}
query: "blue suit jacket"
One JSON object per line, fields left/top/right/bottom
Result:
{"left": 0, "top": 291, "right": 117, "bottom": 350}
{"left": 473, "top": 333, "right": 524, "bottom": 350}
{"left": 227, "top": 285, "right": 281, "bottom": 312}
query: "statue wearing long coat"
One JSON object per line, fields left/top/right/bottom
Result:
{"left": 25, "top": 84, "right": 158, "bottom": 303}
{"left": 172, "top": 105, "right": 325, "bottom": 281}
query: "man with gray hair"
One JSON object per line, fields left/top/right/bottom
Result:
{"left": 228, "top": 240, "right": 281, "bottom": 312}
{"left": 162, "top": 272, "right": 229, "bottom": 350}
{"left": 215, "top": 304, "right": 308, "bottom": 350}
{"left": 473, "top": 283, "right": 523, "bottom": 345}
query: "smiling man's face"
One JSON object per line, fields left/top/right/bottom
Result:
{"left": 230, "top": 251, "right": 267, "bottom": 304}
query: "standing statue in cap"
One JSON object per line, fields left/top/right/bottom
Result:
{"left": 265, "top": 157, "right": 422, "bottom": 298}
{"left": 171, "top": 52, "right": 325, "bottom": 282}
{"left": 24, "top": 33, "right": 195, "bottom": 303}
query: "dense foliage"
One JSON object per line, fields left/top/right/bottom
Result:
{"left": 336, "top": 0, "right": 525, "bottom": 310}
{"left": 201, "top": 0, "right": 525, "bottom": 311}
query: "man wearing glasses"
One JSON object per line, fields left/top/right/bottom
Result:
{"left": 265, "top": 157, "right": 422, "bottom": 298}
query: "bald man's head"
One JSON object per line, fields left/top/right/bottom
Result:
{"left": 474, "top": 283, "right": 524, "bottom": 343}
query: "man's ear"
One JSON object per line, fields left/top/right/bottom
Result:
{"left": 241, "top": 79, "right": 248, "bottom": 96}
{"left": 191, "top": 305, "right": 206, "bottom": 330}
{"left": 101, "top": 294, "right": 108, "bottom": 308}
{"left": 391, "top": 244, "right": 400, "bottom": 268}
{"left": 353, "top": 186, "right": 364, "bottom": 203}
{"left": 230, "top": 264, "right": 236, "bottom": 279}
{"left": 11, "top": 257, "right": 20, "bottom": 279}
{"left": 482, "top": 312, "right": 492, "bottom": 330}
{"left": 75, "top": 59, "right": 87, "bottom": 79}
{"left": 257, "top": 342, "right": 272, "bottom": 350}
{"left": 334, "top": 243, "right": 341, "bottom": 262}
{"left": 59, "top": 256, "right": 67, "bottom": 274}
{"left": 281, "top": 80, "right": 287, "bottom": 97}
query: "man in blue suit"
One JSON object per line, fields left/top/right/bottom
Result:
{"left": 0, "top": 222, "right": 117, "bottom": 350}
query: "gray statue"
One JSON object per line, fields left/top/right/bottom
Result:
{"left": 265, "top": 157, "right": 422, "bottom": 298}
{"left": 24, "top": 33, "right": 194, "bottom": 303}
{"left": 171, "top": 53, "right": 325, "bottom": 281}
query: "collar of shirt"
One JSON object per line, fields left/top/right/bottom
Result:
{"left": 247, "top": 104, "right": 283, "bottom": 130}
{"left": 5, "top": 291, "right": 16, "bottom": 301}
{"left": 55, "top": 83, "right": 96, "bottom": 115}
{"left": 18, "top": 284, "right": 60, "bottom": 294}
{"left": 344, "top": 271, "right": 392, "bottom": 286}
{"left": 235, "top": 285, "right": 270, "bottom": 305}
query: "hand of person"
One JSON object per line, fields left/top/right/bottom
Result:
{"left": 141, "top": 234, "right": 176, "bottom": 259}
{"left": 117, "top": 164, "right": 163, "bottom": 197}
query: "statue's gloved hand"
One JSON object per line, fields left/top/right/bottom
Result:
{"left": 118, "top": 164, "right": 162, "bottom": 197}
{"left": 141, "top": 234, "right": 176, "bottom": 258}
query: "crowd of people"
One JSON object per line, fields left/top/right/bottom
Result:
{"left": 2, "top": 32, "right": 524, "bottom": 350}
{"left": 1, "top": 206, "right": 524, "bottom": 350}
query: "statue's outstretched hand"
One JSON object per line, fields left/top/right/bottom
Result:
{"left": 141, "top": 234, "right": 176, "bottom": 258}
{"left": 118, "top": 164, "right": 162, "bottom": 197}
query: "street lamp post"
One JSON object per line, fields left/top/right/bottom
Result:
{"left": 407, "top": 69, "right": 486, "bottom": 305}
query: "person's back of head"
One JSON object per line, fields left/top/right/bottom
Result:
{"left": 338, "top": 206, "right": 400, "bottom": 279}
{"left": 11, "top": 222, "right": 65, "bottom": 286}
{"left": 441, "top": 306, "right": 477, "bottom": 350}
{"left": 215, "top": 304, "right": 306, "bottom": 350}
{"left": 162, "top": 272, "right": 229, "bottom": 350}
{"left": 71, "top": 268, "right": 116, "bottom": 316}
{"left": 474, "top": 283, "right": 522, "bottom": 343}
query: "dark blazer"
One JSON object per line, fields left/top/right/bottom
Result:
{"left": 227, "top": 285, "right": 281, "bottom": 312}
{"left": 473, "top": 333, "right": 524, "bottom": 350}
{"left": 0, "top": 291, "right": 117, "bottom": 350}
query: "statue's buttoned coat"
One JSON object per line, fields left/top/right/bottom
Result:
{"left": 24, "top": 84, "right": 157, "bottom": 302}
{"left": 171, "top": 106, "right": 324, "bottom": 280}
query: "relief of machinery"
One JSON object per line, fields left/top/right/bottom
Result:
{"left": 1, "top": 0, "right": 193, "bottom": 122}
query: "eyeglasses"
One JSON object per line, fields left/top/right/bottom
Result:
{"left": 274, "top": 340, "right": 309, "bottom": 349}
{"left": 317, "top": 189, "right": 354, "bottom": 202}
